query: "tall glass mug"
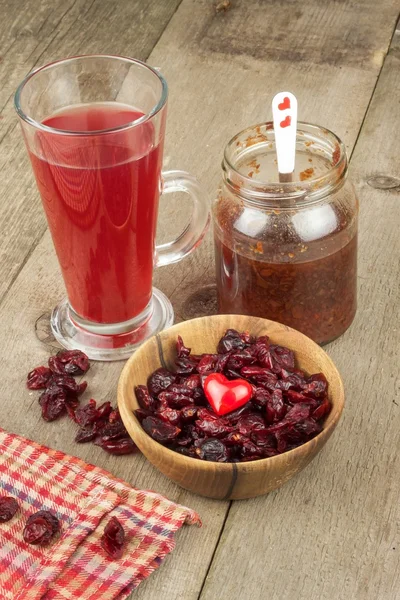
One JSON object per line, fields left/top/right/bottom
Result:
{"left": 15, "top": 55, "right": 209, "bottom": 360}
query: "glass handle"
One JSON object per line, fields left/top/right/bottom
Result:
{"left": 155, "top": 170, "right": 210, "bottom": 268}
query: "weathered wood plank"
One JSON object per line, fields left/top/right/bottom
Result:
{"left": 0, "top": 0, "right": 182, "bottom": 304}
{"left": 199, "top": 21, "right": 400, "bottom": 600}
{"left": 0, "top": 1, "right": 399, "bottom": 599}
{"left": 151, "top": 0, "right": 400, "bottom": 321}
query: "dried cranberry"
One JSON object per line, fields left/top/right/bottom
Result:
{"left": 180, "top": 406, "right": 198, "bottom": 423}
{"left": 240, "top": 366, "right": 278, "bottom": 390}
{"left": 225, "top": 368, "right": 243, "bottom": 380}
{"left": 226, "top": 351, "right": 257, "bottom": 371}
{"left": 75, "top": 399, "right": 99, "bottom": 428}
{"left": 66, "top": 402, "right": 79, "bottom": 421}
{"left": 97, "top": 437, "right": 137, "bottom": 455}
{"left": 237, "top": 413, "right": 265, "bottom": 435}
{"left": 158, "top": 391, "right": 194, "bottom": 409}
{"left": 270, "top": 345, "right": 295, "bottom": 370}
{"left": 224, "top": 403, "right": 252, "bottom": 423}
{"left": 223, "top": 432, "right": 248, "bottom": 446}
{"left": 174, "top": 357, "right": 199, "bottom": 375}
{"left": 0, "top": 497, "right": 19, "bottom": 522}
{"left": 293, "top": 418, "right": 323, "bottom": 439}
{"left": 165, "top": 383, "right": 195, "bottom": 397}
{"left": 265, "top": 389, "right": 286, "bottom": 425}
{"left": 48, "top": 375, "right": 87, "bottom": 397}
{"left": 303, "top": 373, "right": 329, "bottom": 398}
{"left": 196, "top": 408, "right": 220, "bottom": 421}
{"left": 96, "top": 401, "right": 113, "bottom": 421}
{"left": 275, "top": 373, "right": 305, "bottom": 391}
{"left": 195, "top": 418, "right": 232, "bottom": 438}
{"left": 240, "top": 439, "right": 262, "bottom": 460}
{"left": 267, "top": 403, "right": 311, "bottom": 433}
{"left": 286, "top": 390, "right": 313, "bottom": 404}
{"left": 312, "top": 397, "right": 331, "bottom": 420}
{"left": 147, "top": 368, "right": 176, "bottom": 396}
{"left": 197, "top": 354, "right": 218, "bottom": 375}
{"left": 240, "top": 331, "right": 255, "bottom": 345}
{"left": 176, "top": 335, "right": 191, "bottom": 358}
{"left": 217, "top": 329, "right": 246, "bottom": 354}
{"left": 142, "top": 416, "right": 181, "bottom": 443}
{"left": 23, "top": 510, "right": 60, "bottom": 545}
{"left": 214, "top": 352, "right": 231, "bottom": 373}
{"left": 97, "top": 421, "right": 128, "bottom": 442}
{"left": 135, "top": 385, "right": 155, "bottom": 411}
{"left": 252, "top": 387, "right": 271, "bottom": 409}
{"left": 39, "top": 385, "right": 68, "bottom": 422}
{"left": 48, "top": 350, "right": 89, "bottom": 376}
{"left": 75, "top": 428, "right": 96, "bottom": 443}
{"left": 134, "top": 408, "right": 152, "bottom": 422}
{"left": 196, "top": 438, "right": 229, "bottom": 462}
{"left": 250, "top": 428, "right": 276, "bottom": 448}
{"left": 156, "top": 408, "right": 181, "bottom": 426}
{"left": 101, "top": 516, "right": 125, "bottom": 559}
{"left": 27, "top": 366, "right": 52, "bottom": 390}
{"left": 184, "top": 374, "right": 202, "bottom": 389}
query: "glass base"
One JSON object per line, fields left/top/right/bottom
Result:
{"left": 50, "top": 288, "right": 174, "bottom": 361}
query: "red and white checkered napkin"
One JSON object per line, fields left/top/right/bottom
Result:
{"left": 0, "top": 428, "right": 200, "bottom": 600}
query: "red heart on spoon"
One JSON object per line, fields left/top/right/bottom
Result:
{"left": 278, "top": 96, "right": 291, "bottom": 110}
{"left": 280, "top": 115, "right": 291, "bottom": 128}
{"left": 204, "top": 373, "right": 252, "bottom": 416}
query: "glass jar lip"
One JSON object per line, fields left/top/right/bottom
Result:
{"left": 223, "top": 121, "right": 347, "bottom": 203}
{"left": 14, "top": 54, "right": 168, "bottom": 136}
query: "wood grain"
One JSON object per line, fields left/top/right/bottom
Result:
{"left": 0, "top": 0, "right": 182, "bottom": 304}
{"left": 199, "top": 19, "right": 400, "bottom": 600}
{"left": 0, "top": 0, "right": 398, "bottom": 599}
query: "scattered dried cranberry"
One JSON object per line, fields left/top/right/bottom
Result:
{"left": 0, "top": 497, "right": 19, "bottom": 522}
{"left": 27, "top": 352, "right": 137, "bottom": 457}
{"left": 48, "top": 349, "right": 89, "bottom": 376}
{"left": 75, "top": 399, "right": 99, "bottom": 428}
{"left": 96, "top": 437, "right": 137, "bottom": 455}
{"left": 39, "top": 385, "right": 68, "bottom": 422}
{"left": 75, "top": 428, "right": 96, "bottom": 443}
{"left": 27, "top": 366, "right": 52, "bottom": 390}
{"left": 48, "top": 375, "right": 87, "bottom": 397}
{"left": 101, "top": 516, "right": 125, "bottom": 559}
{"left": 134, "top": 330, "right": 332, "bottom": 463}
{"left": 23, "top": 510, "right": 60, "bottom": 545}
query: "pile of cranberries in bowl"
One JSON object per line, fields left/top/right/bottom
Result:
{"left": 134, "top": 329, "right": 332, "bottom": 463}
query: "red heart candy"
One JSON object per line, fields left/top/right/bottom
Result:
{"left": 203, "top": 373, "right": 252, "bottom": 416}
{"left": 278, "top": 96, "right": 291, "bottom": 110}
{"left": 280, "top": 115, "right": 291, "bottom": 128}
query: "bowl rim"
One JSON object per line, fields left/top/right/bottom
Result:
{"left": 118, "top": 314, "right": 345, "bottom": 472}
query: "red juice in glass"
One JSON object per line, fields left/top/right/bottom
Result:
{"left": 16, "top": 56, "right": 209, "bottom": 360}
{"left": 29, "top": 103, "right": 163, "bottom": 324}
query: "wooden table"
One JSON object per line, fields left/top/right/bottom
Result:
{"left": 1, "top": 1, "right": 399, "bottom": 598}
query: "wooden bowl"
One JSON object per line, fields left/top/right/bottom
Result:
{"left": 118, "top": 315, "right": 344, "bottom": 500}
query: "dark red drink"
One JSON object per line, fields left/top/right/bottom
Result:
{"left": 29, "top": 103, "right": 163, "bottom": 324}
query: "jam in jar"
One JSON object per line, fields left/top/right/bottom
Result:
{"left": 213, "top": 123, "right": 358, "bottom": 344}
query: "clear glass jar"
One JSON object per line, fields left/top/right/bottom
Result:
{"left": 212, "top": 122, "right": 358, "bottom": 344}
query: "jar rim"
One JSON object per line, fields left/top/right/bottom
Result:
{"left": 223, "top": 121, "right": 347, "bottom": 204}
